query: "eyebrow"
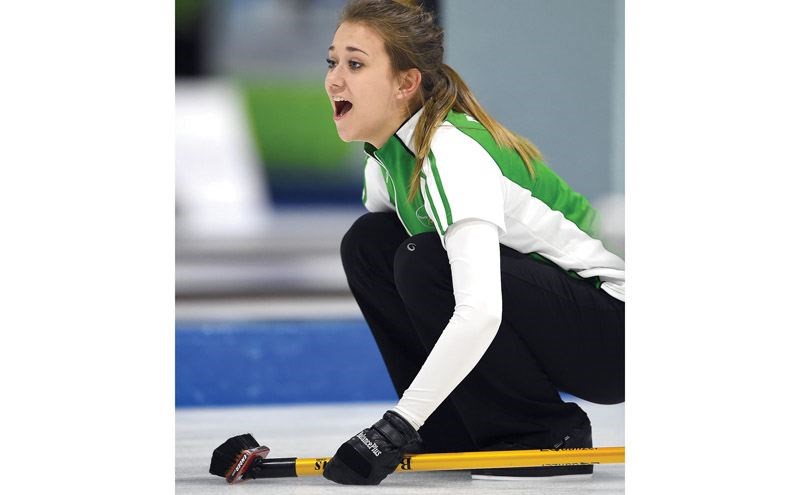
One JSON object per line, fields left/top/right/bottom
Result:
{"left": 328, "top": 45, "right": 369, "bottom": 56}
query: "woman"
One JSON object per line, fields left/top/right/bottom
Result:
{"left": 322, "top": 0, "right": 624, "bottom": 485}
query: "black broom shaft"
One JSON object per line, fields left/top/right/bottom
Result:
{"left": 249, "top": 457, "right": 299, "bottom": 478}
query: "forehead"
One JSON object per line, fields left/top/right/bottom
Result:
{"left": 330, "top": 21, "right": 385, "bottom": 55}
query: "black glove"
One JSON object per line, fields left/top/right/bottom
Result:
{"left": 323, "top": 410, "right": 421, "bottom": 485}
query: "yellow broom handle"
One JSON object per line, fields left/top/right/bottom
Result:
{"left": 294, "top": 446, "right": 624, "bottom": 476}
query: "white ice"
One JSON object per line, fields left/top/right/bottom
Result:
{"left": 176, "top": 398, "right": 624, "bottom": 494}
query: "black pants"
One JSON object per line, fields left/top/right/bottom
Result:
{"left": 340, "top": 212, "right": 624, "bottom": 452}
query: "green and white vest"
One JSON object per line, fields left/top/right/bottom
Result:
{"left": 362, "top": 108, "right": 625, "bottom": 301}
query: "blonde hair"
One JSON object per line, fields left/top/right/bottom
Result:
{"left": 339, "top": 0, "right": 543, "bottom": 201}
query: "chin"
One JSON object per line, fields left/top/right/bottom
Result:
{"left": 335, "top": 126, "right": 357, "bottom": 143}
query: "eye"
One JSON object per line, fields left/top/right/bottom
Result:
{"left": 348, "top": 60, "right": 363, "bottom": 70}
{"left": 326, "top": 58, "right": 336, "bottom": 69}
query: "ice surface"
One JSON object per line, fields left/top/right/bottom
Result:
{"left": 176, "top": 399, "right": 624, "bottom": 494}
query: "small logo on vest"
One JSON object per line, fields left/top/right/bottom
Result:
{"left": 415, "top": 205, "right": 433, "bottom": 227}
{"left": 407, "top": 243, "right": 416, "bottom": 251}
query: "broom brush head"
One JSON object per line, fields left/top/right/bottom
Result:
{"left": 209, "top": 433, "right": 270, "bottom": 483}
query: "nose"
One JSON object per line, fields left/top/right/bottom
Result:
{"left": 326, "top": 65, "right": 345, "bottom": 93}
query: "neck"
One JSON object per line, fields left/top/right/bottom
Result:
{"left": 368, "top": 102, "right": 422, "bottom": 149}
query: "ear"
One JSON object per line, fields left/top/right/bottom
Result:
{"left": 396, "top": 68, "right": 422, "bottom": 101}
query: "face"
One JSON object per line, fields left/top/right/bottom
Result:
{"left": 325, "top": 22, "right": 406, "bottom": 147}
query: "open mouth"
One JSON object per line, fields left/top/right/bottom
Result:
{"left": 334, "top": 99, "right": 353, "bottom": 120}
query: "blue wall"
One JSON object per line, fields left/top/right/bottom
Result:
{"left": 176, "top": 319, "right": 397, "bottom": 407}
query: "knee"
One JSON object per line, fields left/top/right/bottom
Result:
{"left": 339, "top": 212, "right": 407, "bottom": 273}
{"left": 341, "top": 212, "right": 392, "bottom": 251}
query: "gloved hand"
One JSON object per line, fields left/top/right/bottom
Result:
{"left": 323, "top": 410, "right": 421, "bottom": 485}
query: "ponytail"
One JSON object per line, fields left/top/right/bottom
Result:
{"left": 407, "top": 64, "right": 543, "bottom": 201}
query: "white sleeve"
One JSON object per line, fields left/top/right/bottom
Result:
{"left": 391, "top": 219, "right": 502, "bottom": 429}
{"left": 363, "top": 155, "right": 395, "bottom": 212}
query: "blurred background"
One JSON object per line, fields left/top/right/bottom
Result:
{"left": 175, "top": 0, "right": 624, "bottom": 408}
